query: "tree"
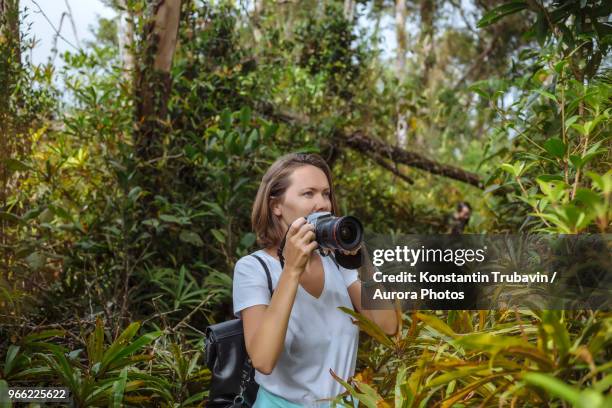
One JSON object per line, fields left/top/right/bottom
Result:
{"left": 0, "top": 0, "right": 22, "bottom": 273}
{"left": 134, "top": 0, "right": 182, "bottom": 162}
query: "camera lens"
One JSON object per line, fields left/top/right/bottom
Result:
{"left": 335, "top": 217, "right": 362, "bottom": 250}
{"left": 311, "top": 213, "right": 363, "bottom": 251}
{"left": 339, "top": 224, "right": 355, "bottom": 242}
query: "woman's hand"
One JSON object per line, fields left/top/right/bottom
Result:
{"left": 282, "top": 217, "right": 318, "bottom": 277}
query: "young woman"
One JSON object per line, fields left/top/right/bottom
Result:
{"left": 232, "top": 153, "right": 397, "bottom": 407}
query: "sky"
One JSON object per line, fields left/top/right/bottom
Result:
{"left": 21, "top": 0, "right": 117, "bottom": 67}
{"left": 21, "top": 0, "right": 402, "bottom": 68}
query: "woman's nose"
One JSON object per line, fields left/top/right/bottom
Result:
{"left": 314, "top": 194, "right": 330, "bottom": 212}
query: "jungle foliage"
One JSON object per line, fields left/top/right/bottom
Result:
{"left": 0, "top": 0, "right": 610, "bottom": 406}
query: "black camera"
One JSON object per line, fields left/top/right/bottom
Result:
{"left": 305, "top": 212, "right": 364, "bottom": 269}
{"left": 305, "top": 211, "right": 363, "bottom": 251}
{"left": 278, "top": 212, "right": 364, "bottom": 270}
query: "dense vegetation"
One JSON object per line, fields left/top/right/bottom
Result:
{"left": 1, "top": 0, "right": 610, "bottom": 406}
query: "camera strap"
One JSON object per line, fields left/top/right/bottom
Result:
{"left": 277, "top": 233, "right": 287, "bottom": 269}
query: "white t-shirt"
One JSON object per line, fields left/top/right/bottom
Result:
{"left": 232, "top": 249, "right": 360, "bottom": 405}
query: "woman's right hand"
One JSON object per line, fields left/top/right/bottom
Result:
{"left": 282, "top": 217, "right": 318, "bottom": 277}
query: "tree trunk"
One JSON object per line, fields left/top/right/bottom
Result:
{"left": 123, "top": 0, "right": 182, "bottom": 324}
{"left": 419, "top": 0, "right": 435, "bottom": 87}
{"left": 134, "top": 0, "right": 182, "bottom": 162}
{"left": 252, "top": 0, "right": 264, "bottom": 42}
{"left": 343, "top": 0, "right": 355, "bottom": 21}
{"left": 415, "top": 0, "right": 435, "bottom": 147}
{"left": 395, "top": 0, "right": 408, "bottom": 147}
{"left": 395, "top": 0, "right": 407, "bottom": 75}
{"left": 117, "top": 0, "right": 135, "bottom": 78}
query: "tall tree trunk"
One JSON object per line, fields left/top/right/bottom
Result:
{"left": 395, "top": 0, "right": 407, "bottom": 75}
{"left": 134, "top": 0, "right": 182, "bottom": 162}
{"left": 395, "top": 0, "right": 408, "bottom": 147}
{"left": 419, "top": 0, "right": 435, "bottom": 88}
{"left": 117, "top": 0, "right": 135, "bottom": 78}
{"left": 415, "top": 0, "right": 435, "bottom": 147}
{"left": 252, "top": 0, "right": 264, "bottom": 43}
{"left": 343, "top": 0, "right": 355, "bottom": 21}
{"left": 128, "top": 0, "right": 182, "bottom": 322}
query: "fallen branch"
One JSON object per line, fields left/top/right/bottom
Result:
{"left": 365, "top": 150, "right": 414, "bottom": 185}
{"left": 256, "top": 102, "right": 513, "bottom": 196}
{"left": 257, "top": 101, "right": 484, "bottom": 189}
{"left": 343, "top": 130, "right": 484, "bottom": 189}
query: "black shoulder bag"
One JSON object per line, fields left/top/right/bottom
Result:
{"left": 205, "top": 254, "right": 273, "bottom": 408}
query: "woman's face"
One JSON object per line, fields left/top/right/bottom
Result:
{"left": 272, "top": 164, "right": 332, "bottom": 230}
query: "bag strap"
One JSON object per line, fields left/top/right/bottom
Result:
{"left": 251, "top": 254, "right": 274, "bottom": 296}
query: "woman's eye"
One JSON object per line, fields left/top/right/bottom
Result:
{"left": 303, "top": 191, "right": 313, "bottom": 197}
{"left": 323, "top": 191, "right": 330, "bottom": 197}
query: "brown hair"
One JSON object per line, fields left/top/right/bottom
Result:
{"left": 251, "top": 153, "right": 339, "bottom": 248}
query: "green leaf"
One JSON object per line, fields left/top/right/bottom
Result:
{"left": 329, "top": 369, "right": 372, "bottom": 407}
{"left": 0, "top": 212, "right": 24, "bottom": 225}
{"left": 416, "top": 312, "right": 457, "bottom": 338}
{"left": 543, "top": 138, "right": 566, "bottom": 158}
{"left": 541, "top": 311, "right": 570, "bottom": 358}
{"left": 105, "top": 331, "right": 162, "bottom": 371}
{"left": 3, "top": 158, "right": 31, "bottom": 172}
{"left": 564, "top": 115, "right": 579, "bottom": 130}
{"left": 571, "top": 123, "right": 587, "bottom": 136}
{"left": 158, "top": 214, "right": 184, "bottom": 224}
{"left": 210, "top": 229, "right": 226, "bottom": 244}
{"left": 483, "top": 184, "right": 501, "bottom": 194}
{"left": 110, "top": 367, "right": 128, "bottom": 408}
{"left": 554, "top": 60, "right": 568, "bottom": 73}
{"left": 0, "top": 379, "right": 10, "bottom": 408}
{"left": 453, "top": 332, "right": 531, "bottom": 350}
{"left": 426, "top": 366, "right": 491, "bottom": 389}
{"left": 179, "top": 230, "right": 204, "bottom": 247}
{"left": 22, "top": 329, "right": 65, "bottom": 344}
{"left": 537, "top": 174, "right": 564, "bottom": 182}
{"left": 99, "top": 322, "right": 141, "bottom": 373}
{"left": 262, "top": 123, "right": 278, "bottom": 140}
{"left": 535, "top": 88, "right": 557, "bottom": 102}
{"left": 535, "top": 13, "right": 548, "bottom": 46}
{"left": 127, "top": 187, "right": 142, "bottom": 202}
{"left": 574, "top": 189, "right": 601, "bottom": 207}
{"left": 40, "top": 349, "right": 78, "bottom": 392}
{"left": 500, "top": 163, "right": 517, "bottom": 176}
{"left": 586, "top": 170, "right": 612, "bottom": 194}
{"left": 220, "top": 108, "right": 232, "bottom": 130}
{"left": 239, "top": 106, "right": 252, "bottom": 127}
{"left": 3, "top": 346, "right": 20, "bottom": 377}
{"left": 536, "top": 178, "right": 568, "bottom": 201}
{"left": 523, "top": 372, "right": 580, "bottom": 405}
{"left": 477, "top": 1, "right": 528, "bottom": 28}
{"left": 48, "top": 204, "right": 73, "bottom": 222}
{"left": 337, "top": 307, "right": 394, "bottom": 348}
{"left": 394, "top": 366, "right": 410, "bottom": 408}
{"left": 87, "top": 317, "right": 105, "bottom": 367}
{"left": 244, "top": 129, "right": 259, "bottom": 152}
{"left": 239, "top": 233, "right": 256, "bottom": 248}
{"left": 569, "top": 155, "right": 583, "bottom": 168}
{"left": 183, "top": 391, "right": 208, "bottom": 405}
